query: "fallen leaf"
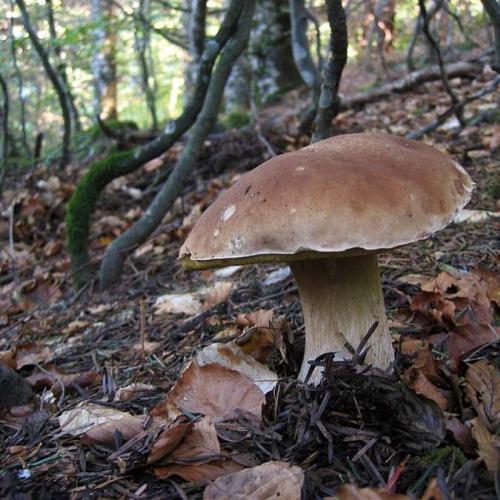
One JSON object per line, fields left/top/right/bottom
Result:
{"left": 15, "top": 343, "right": 53, "bottom": 369}
{"left": 261, "top": 267, "right": 291, "bottom": 286}
{"left": 58, "top": 403, "right": 152, "bottom": 444}
{"left": 465, "top": 360, "right": 500, "bottom": 428}
{"left": 25, "top": 364, "right": 98, "bottom": 396}
{"left": 236, "top": 309, "right": 273, "bottom": 328}
{"left": 203, "top": 461, "right": 304, "bottom": 500}
{"left": 114, "top": 383, "right": 156, "bottom": 401}
{"left": 445, "top": 417, "right": 475, "bottom": 454}
{"left": 154, "top": 458, "right": 242, "bottom": 484}
{"left": 470, "top": 417, "right": 500, "bottom": 475}
{"left": 447, "top": 324, "right": 498, "bottom": 370}
{"left": 148, "top": 417, "right": 194, "bottom": 464}
{"left": 150, "top": 361, "right": 265, "bottom": 421}
{"left": 453, "top": 209, "right": 499, "bottom": 224}
{"left": 420, "top": 478, "right": 446, "bottom": 500}
{"left": 0, "top": 362, "right": 34, "bottom": 409}
{"left": 196, "top": 343, "right": 278, "bottom": 394}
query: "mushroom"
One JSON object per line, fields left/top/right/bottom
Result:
{"left": 179, "top": 133, "right": 473, "bottom": 382}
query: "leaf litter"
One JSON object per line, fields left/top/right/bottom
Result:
{"left": 0, "top": 75, "right": 499, "bottom": 498}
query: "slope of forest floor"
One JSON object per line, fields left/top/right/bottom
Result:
{"left": 0, "top": 66, "right": 499, "bottom": 499}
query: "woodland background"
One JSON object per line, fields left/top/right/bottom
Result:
{"left": 0, "top": 0, "right": 499, "bottom": 499}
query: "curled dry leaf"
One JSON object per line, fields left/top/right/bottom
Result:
{"left": 154, "top": 281, "right": 233, "bottom": 316}
{"left": 0, "top": 362, "right": 34, "bottom": 409}
{"left": 470, "top": 417, "right": 500, "bottom": 475}
{"left": 148, "top": 416, "right": 193, "bottom": 464}
{"left": 154, "top": 458, "right": 242, "bottom": 484}
{"left": 203, "top": 461, "right": 304, "bottom": 500}
{"left": 447, "top": 324, "right": 498, "bottom": 370}
{"left": 465, "top": 360, "right": 500, "bottom": 428}
{"left": 335, "top": 485, "right": 409, "bottom": 500}
{"left": 150, "top": 361, "right": 265, "bottom": 422}
{"left": 196, "top": 343, "right": 278, "bottom": 394}
{"left": 114, "top": 383, "right": 156, "bottom": 402}
{"left": 25, "top": 364, "right": 98, "bottom": 395}
{"left": 59, "top": 403, "right": 153, "bottom": 444}
{"left": 236, "top": 309, "right": 273, "bottom": 329}
{"left": 14, "top": 342, "right": 53, "bottom": 369}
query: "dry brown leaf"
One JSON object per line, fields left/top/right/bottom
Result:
{"left": 336, "top": 484, "right": 409, "bottom": 500}
{"left": 447, "top": 324, "right": 498, "bottom": 370}
{"left": 445, "top": 417, "right": 475, "bottom": 454}
{"left": 58, "top": 403, "right": 152, "bottom": 444}
{"left": 403, "top": 369, "right": 449, "bottom": 410}
{"left": 470, "top": 417, "right": 500, "bottom": 475}
{"left": 196, "top": 343, "right": 278, "bottom": 394}
{"left": 114, "top": 383, "right": 156, "bottom": 401}
{"left": 420, "top": 478, "right": 445, "bottom": 500}
{"left": 236, "top": 309, "right": 273, "bottom": 328}
{"left": 25, "top": 364, "right": 98, "bottom": 395}
{"left": 410, "top": 292, "right": 455, "bottom": 327}
{"left": 150, "top": 361, "right": 265, "bottom": 421}
{"left": 171, "top": 417, "right": 220, "bottom": 463}
{"left": 203, "top": 461, "right": 304, "bottom": 500}
{"left": 465, "top": 360, "right": 500, "bottom": 428}
{"left": 154, "top": 458, "right": 242, "bottom": 484}
{"left": 148, "top": 417, "right": 194, "bottom": 464}
{"left": 15, "top": 342, "right": 53, "bottom": 369}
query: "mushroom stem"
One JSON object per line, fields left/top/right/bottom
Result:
{"left": 290, "top": 254, "right": 394, "bottom": 383}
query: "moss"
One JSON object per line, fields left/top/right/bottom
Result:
{"left": 65, "top": 149, "right": 135, "bottom": 288}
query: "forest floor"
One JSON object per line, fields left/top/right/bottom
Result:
{"left": 0, "top": 62, "right": 499, "bottom": 499}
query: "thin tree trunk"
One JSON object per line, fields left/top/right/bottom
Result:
{"left": 482, "top": 0, "right": 500, "bottom": 72}
{"left": 98, "top": 0, "right": 256, "bottom": 289}
{"left": 91, "top": 0, "right": 118, "bottom": 121}
{"left": 67, "top": 0, "right": 248, "bottom": 287}
{"left": 8, "top": 10, "right": 30, "bottom": 157}
{"left": 136, "top": 0, "right": 158, "bottom": 128}
{"left": 16, "top": 0, "right": 71, "bottom": 167}
{"left": 190, "top": 0, "right": 207, "bottom": 80}
{"left": 0, "top": 72, "right": 9, "bottom": 193}
{"left": 419, "top": 0, "right": 464, "bottom": 125}
{"left": 289, "top": 0, "right": 321, "bottom": 132}
{"left": 312, "top": 0, "right": 348, "bottom": 142}
{"left": 45, "top": 0, "right": 81, "bottom": 131}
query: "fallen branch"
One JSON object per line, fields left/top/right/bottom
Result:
{"left": 341, "top": 61, "right": 481, "bottom": 110}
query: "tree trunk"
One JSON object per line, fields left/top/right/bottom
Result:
{"left": 0, "top": 71, "right": 9, "bottom": 194}
{"left": 7, "top": 9, "right": 30, "bottom": 157}
{"left": 312, "top": 0, "right": 348, "bottom": 142}
{"left": 45, "top": 0, "right": 81, "bottom": 131}
{"left": 135, "top": 0, "right": 158, "bottom": 128}
{"left": 91, "top": 0, "right": 118, "bottom": 121}
{"left": 15, "top": 0, "right": 71, "bottom": 168}
{"left": 482, "top": 0, "right": 500, "bottom": 73}
{"left": 98, "top": 0, "right": 256, "bottom": 290}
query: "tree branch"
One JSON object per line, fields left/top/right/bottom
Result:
{"left": 66, "top": 0, "right": 248, "bottom": 287}
{"left": 481, "top": 0, "right": 500, "bottom": 72}
{"left": 312, "top": 0, "right": 348, "bottom": 142}
{"left": 0, "top": 72, "right": 9, "bottom": 195}
{"left": 98, "top": 0, "right": 256, "bottom": 289}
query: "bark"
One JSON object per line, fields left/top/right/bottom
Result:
{"left": 135, "top": 0, "right": 158, "bottom": 128}
{"left": 98, "top": 0, "right": 256, "bottom": 290}
{"left": 46, "top": 0, "right": 81, "bottom": 131}
{"left": 8, "top": 10, "right": 30, "bottom": 157}
{"left": 249, "top": 0, "right": 303, "bottom": 103}
{"left": 289, "top": 0, "right": 321, "bottom": 131}
{"left": 0, "top": 72, "right": 9, "bottom": 194}
{"left": 312, "top": 0, "right": 348, "bottom": 142}
{"left": 190, "top": 0, "right": 207, "bottom": 77}
{"left": 15, "top": 0, "right": 71, "bottom": 167}
{"left": 341, "top": 60, "right": 480, "bottom": 110}
{"left": 67, "top": 0, "right": 248, "bottom": 287}
{"left": 482, "top": 0, "right": 500, "bottom": 72}
{"left": 91, "top": 0, "right": 118, "bottom": 121}
{"left": 419, "top": 0, "right": 464, "bottom": 125}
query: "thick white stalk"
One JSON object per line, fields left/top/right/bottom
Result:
{"left": 291, "top": 254, "right": 394, "bottom": 383}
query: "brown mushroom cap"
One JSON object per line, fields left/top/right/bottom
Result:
{"left": 180, "top": 133, "right": 473, "bottom": 269}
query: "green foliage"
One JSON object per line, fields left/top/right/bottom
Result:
{"left": 66, "top": 149, "right": 135, "bottom": 287}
